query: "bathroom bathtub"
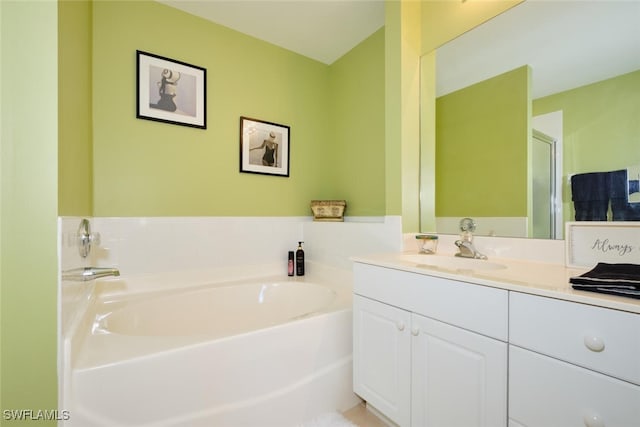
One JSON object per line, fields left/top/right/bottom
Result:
{"left": 68, "top": 268, "right": 359, "bottom": 427}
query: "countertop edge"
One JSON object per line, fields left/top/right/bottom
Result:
{"left": 351, "top": 253, "right": 640, "bottom": 315}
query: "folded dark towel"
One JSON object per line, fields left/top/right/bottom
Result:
{"left": 570, "top": 263, "right": 640, "bottom": 299}
{"left": 570, "top": 262, "right": 640, "bottom": 287}
{"left": 570, "top": 285, "right": 640, "bottom": 299}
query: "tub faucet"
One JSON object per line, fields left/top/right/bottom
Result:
{"left": 62, "top": 267, "right": 120, "bottom": 281}
{"left": 454, "top": 217, "right": 487, "bottom": 260}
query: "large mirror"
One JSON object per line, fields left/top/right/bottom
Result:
{"left": 422, "top": 0, "right": 640, "bottom": 239}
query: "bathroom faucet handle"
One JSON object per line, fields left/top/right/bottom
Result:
{"left": 459, "top": 217, "right": 476, "bottom": 233}
{"left": 77, "top": 218, "right": 101, "bottom": 258}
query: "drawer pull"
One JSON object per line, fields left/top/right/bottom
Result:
{"left": 411, "top": 327, "right": 420, "bottom": 336}
{"left": 583, "top": 335, "right": 605, "bottom": 352}
{"left": 396, "top": 321, "right": 405, "bottom": 331}
{"left": 583, "top": 412, "right": 604, "bottom": 427}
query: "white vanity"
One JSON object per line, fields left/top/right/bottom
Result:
{"left": 352, "top": 252, "right": 640, "bottom": 427}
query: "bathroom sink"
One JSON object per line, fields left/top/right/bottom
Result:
{"left": 399, "top": 254, "right": 507, "bottom": 272}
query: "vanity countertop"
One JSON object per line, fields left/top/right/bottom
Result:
{"left": 351, "top": 252, "right": 640, "bottom": 315}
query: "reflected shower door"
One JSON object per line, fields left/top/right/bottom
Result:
{"left": 531, "top": 130, "right": 557, "bottom": 239}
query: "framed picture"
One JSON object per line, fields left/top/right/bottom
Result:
{"left": 240, "top": 116, "right": 290, "bottom": 177}
{"left": 136, "top": 50, "right": 206, "bottom": 129}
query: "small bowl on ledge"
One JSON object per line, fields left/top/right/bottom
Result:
{"left": 415, "top": 234, "right": 438, "bottom": 254}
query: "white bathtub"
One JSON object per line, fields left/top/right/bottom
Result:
{"left": 67, "top": 267, "right": 359, "bottom": 427}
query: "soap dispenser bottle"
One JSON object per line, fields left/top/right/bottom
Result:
{"left": 295, "top": 241, "right": 305, "bottom": 276}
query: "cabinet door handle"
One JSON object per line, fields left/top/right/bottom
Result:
{"left": 583, "top": 411, "right": 605, "bottom": 427}
{"left": 583, "top": 335, "right": 605, "bottom": 352}
{"left": 396, "top": 321, "right": 405, "bottom": 331}
{"left": 411, "top": 327, "right": 420, "bottom": 336}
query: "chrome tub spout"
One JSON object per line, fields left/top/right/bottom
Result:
{"left": 62, "top": 267, "right": 120, "bottom": 281}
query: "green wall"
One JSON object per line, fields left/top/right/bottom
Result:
{"left": 383, "top": 0, "right": 423, "bottom": 230}
{"left": 384, "top": 0, "right": 403, "bottom": 218}
{"left": 329, "top": 29, "right": 386, "bottom": 216}
{"left": 90, "top": 0, "right": 386, "bottom": 217}
{"left": 436, "top": 66, "right": 530, "bottom": 217}
{"left": 1, "top": 1, "right": 59, "bottom": 425}
{"left": 59, "top": 0, "right": 92, "bottom": 216}
{"left": 419, "top": 0, "right": 526, "bottom": 232}
{"left": 0, "top": 0, "right": 387, "bottom": 422}
{"left": 533, "top": 69, "right": 640, "bottom": 223}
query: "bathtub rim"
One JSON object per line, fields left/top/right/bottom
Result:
{"left": 95, "top": 279, "right": 342, "bottom": 337}
{"left": 71, "top": 262, "right": 353, "bottom": 370}
{"left": 93, "top": 261, "right": 351, "bottom": 299}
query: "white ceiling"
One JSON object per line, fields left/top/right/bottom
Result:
{"left": 437, "top": 0, "right": 640, "bottom": 99}
{"left": 157, "top": 0, "right": 639, "bottom": 97}
{"left": 157, "top": 0, "right": 385, "bottom": 65}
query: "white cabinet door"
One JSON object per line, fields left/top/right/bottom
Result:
{"left": 411, "top": 314, "right": 508, "bottom": 427}
{"left": 353, "top": 295, "right": 411, "bottom": 427}
{"left": 509, "top": 345, "right": 640, "bottom": 427}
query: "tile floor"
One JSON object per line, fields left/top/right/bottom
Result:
{"left": 342, "top": 403, "right": 391, "bottom": 427}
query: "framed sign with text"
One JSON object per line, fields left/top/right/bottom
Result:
{"left": 565, "top": 222, "right": 640, "bottom": 268}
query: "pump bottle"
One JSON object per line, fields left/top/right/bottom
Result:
{"left": 288, "top": 251, "right": 295, "bottom": 276}
{"left": 295, "top": 241, "right": 305, "bottom": 276}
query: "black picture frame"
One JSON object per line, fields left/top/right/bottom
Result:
{"left": 136, "top": 50, "right": 206, "bottom": 129}
{"left": 239, "top": 116, "right": 290, "bottom": 177}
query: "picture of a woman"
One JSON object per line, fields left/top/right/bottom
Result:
{"left": 250, "top": 131, "right": 279, "bottom": 167}
{"left": 240, "top": 116, "right": 290, "bottom": 177}
{"left": 150, "top": 68, "right": 181, "bottom": 112}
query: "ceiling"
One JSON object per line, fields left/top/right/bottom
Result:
{"left": 156, "top": 1, "right": 639, "bottom": 97}
{"left": 436, "top": 0, "right": 640, "bottom": 99}
{"left": 157, "top": 0, "right": 385, "bottom": 65}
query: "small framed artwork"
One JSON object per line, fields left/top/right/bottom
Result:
{"left": 240, "top": 116, "right": 290, "bottom": 177}
{"left": 136, "top": 50, "right": 206, "bottom": 129}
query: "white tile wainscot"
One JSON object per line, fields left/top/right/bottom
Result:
{"left": 352, "top": 252, "right": 640, "bottom": 427}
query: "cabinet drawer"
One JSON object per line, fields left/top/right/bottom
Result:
{"left": 509, "top": 346, "right": 640, "bottom": 427}
{"left": 354, "top": 263, "right": 508, "bottom": 341}
{"left": 510, "top": 292, "right": 640, "bottom": 385}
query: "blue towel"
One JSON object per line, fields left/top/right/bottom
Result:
{"left": 571, "top": 172, "right": 610, "bottom": 221}
{"left": 609, "top": 169, "right": 640, "bottom": 220}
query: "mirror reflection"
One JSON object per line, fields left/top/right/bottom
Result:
{"left": 426, "top": 0, "right": 640, "bottom": 239}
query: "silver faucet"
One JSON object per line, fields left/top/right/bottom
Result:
{"left": 454, "top": 217, "right": 487, "bottom": 259}
{"left": 455, "top": 240, "right": 487, "bottom": 259}
{"left": 62, "top": 267, "right": 120, "bottom": 281}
